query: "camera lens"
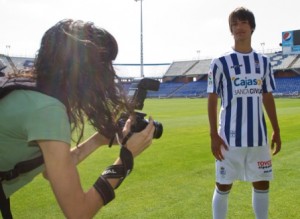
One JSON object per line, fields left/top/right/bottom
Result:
{"left": 153, "top": 121, "right": 163, "bottom": 139}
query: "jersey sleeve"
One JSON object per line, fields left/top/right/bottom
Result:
{"left": 262, "top": 58, "right": 276, "bottom": 93}
{"left": 207, "top": 58, "right": 222, "bottom": 94}
{"left": 25, "top": 104, "right": 71, "bottom": 144}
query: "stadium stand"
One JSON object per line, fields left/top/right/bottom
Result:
{"left": 147, "top": 82, "right": 185, "bottom": 98}
{"left": 268, "top": 51, "right": 300, "bottom": 70}
{"left": 269, "top": 51, "right": 289, "bottom": 69}
{"left": 168, "top": 81, "right": 207, "bottom": 98}
{"left": 273, "top": 77, "right": 300, "bottom": 96}
{"left": 1, "top": 51, "right": 300, "bottom": 98}
{"left": 288, "top": 54, "right": 300, "bottom": 68}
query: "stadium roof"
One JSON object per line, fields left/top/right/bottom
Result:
{"left": 113, "top": 63, "right": 170, "bottom": 78}
{"left": 163, "top": 59, "right": 212, "bottom": 77}
{"left": 0, "top": 55, "right": 170, "bottom": 78}
{"left": 164, "top": 52, "right": 300, "bottom": 77}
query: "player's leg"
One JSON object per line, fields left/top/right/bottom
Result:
{"left": 212, "top": 147, "right": 245, "bottom": 219}
{"left": 212, "top": 183, "right": 232, "bottom": 219}
{"left": 246, "top": 146, "right": 272, "bottom": 219}
{"left": 252, "top": 181, "right": 269, "bottom": 219}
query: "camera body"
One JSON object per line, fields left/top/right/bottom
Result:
{"left": 118, "top": 78, "right": 163, "bottom": 139}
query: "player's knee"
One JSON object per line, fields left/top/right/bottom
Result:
{"left": 252, "top": 180, "right": 269, "bottom": 190}
{"left": 216, "top": 183, "right": 232, "bottom": 192}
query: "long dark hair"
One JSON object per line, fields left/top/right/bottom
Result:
{"left": 33, "top": 19, "right": 131, "bottom": 143}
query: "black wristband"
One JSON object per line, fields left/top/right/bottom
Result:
{"left": 102, "top": 165, "right": 125, "bottom": 178}
{"left": 93, "top": 176, "right": 115, "bottom": 205}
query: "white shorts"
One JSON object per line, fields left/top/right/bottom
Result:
{"left": 216, "top": 145, "right": 273, "bottom": 184}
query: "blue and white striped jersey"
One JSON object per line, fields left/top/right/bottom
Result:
{"left": 207, "top": 49, "right": 276, "bottom": 147}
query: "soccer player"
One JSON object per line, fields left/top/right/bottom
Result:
{"left": 207, "top": 7, "right": 281, "bottom": 219}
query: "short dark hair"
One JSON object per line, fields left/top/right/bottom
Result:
{"left": 228, "top": 7, "right": 256, "bottom": 34}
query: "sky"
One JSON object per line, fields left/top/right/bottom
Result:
{"left": 0, "top": 0, "right": 299, "bottom": 64}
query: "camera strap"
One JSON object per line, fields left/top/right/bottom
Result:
{"left": 0, "top": 183, "right": 12, "bottom": 219}
{"left": 121, "top": 131, "right": 134, "bottom": 146}
{"left": 0, "top": 156, "right": 44, "bottom": 182}
{"left": 93, "top": 131, "right": 134, "bottom": 204}
{"left": 93, "top": 146, "right": 134, "bottom": 205}
{"left": 0, "top": 156, "right": 44, "bottom": 218}
{"left": 101, "top": 146, "right": 134, "bottom": 189}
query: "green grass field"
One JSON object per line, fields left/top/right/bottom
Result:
{"left": 10, "top": 98, "right": 300, "bottom": 219}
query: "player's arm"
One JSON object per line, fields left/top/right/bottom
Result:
{"left": 208, "top": 93, "right": 219, "bottom": 136}
{"left": 207, "top": 93, "right": 227, "bottom": 160}
{"left": 262, "top": 92, "right": 281, "bottom": 155}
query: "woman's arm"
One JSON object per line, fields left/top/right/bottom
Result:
{"left": 38, "top": 118, "right": 155, "bottom": 218}
{"left": 39, "top": 140, "right": 103, "bottom": 218}
{"left": 43, "top": 132, "right": 111, "bottom": 179}
{"left": 70, "top": 132, "right": 111, "bottom": 165}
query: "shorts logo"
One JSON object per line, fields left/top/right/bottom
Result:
{"left": 257, "top": 160, "right": 272, "bottom": 173}
{"left": 220, "top": 166, "right": 226, "bottom": 177}
{"left": 257, "top": 160, "right": 272, "bottom": 169}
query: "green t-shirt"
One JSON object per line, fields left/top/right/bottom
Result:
{"left": 0, "top": 90, "right": 71, "bottom": 197}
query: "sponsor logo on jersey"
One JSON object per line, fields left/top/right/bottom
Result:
{"left": 230, "top": 64, "right": 243, "bottom": 69}
{"left": 232, "top": 76, "right": 263, "bottom": 95}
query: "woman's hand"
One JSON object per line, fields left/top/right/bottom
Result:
{"left": 121, "top": 116, "right": 155, "bottom": 157}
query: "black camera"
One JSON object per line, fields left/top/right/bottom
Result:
{"left": 118, "top": 78, "right": 163, "bottom": 139}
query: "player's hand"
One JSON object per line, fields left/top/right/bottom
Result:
{"left": 271, "top": 131, "right": 281, "bottom": 155}
{"left": 210, "top": 133, "right": 228, "bottom": 161}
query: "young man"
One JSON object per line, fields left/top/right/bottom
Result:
{"left": 207, "top": 7, "right": 281, "bottom": 219}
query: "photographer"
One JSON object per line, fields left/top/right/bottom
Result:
{"left": 0, "top": 19, "right": 155, "bottom": 219}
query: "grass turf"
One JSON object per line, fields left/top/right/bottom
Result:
{"left": 10, "top": 98, "right": 300, "bottom": 218}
